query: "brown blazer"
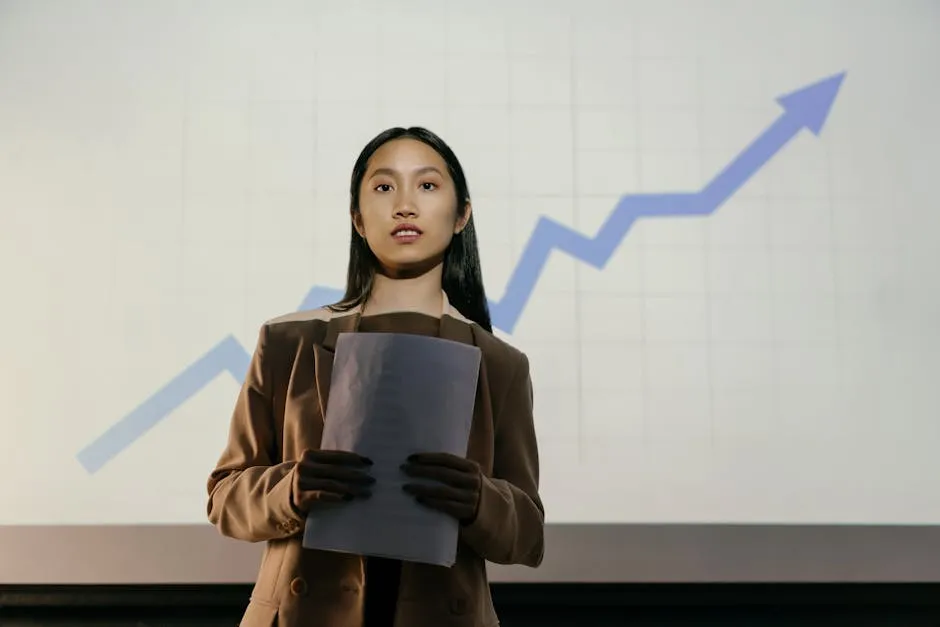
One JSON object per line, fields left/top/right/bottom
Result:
{"left": 206, "top": 292, "right": 545, "bottom": 627}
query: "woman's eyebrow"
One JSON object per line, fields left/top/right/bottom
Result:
{"left": 369, "top": 166, "right": 443, "bottom": 178}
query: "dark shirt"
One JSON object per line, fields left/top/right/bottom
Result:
{"left": 362, "top": 556, "right": 403, "bottom": 626}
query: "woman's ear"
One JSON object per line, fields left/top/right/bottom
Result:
{"left": 454, "top": 201, "right": 472, "bottom": 234}
{"left": 351, "top": 210, "right": 366, "bottom": 238}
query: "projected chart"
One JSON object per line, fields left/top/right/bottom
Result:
{"left": 76, "top": 73, "right": 846, "bottom": 475}
{"left": 3, "top": 0, "right": 938, "bottom": 533}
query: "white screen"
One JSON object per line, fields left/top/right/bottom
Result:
{"left": 2, "top": 0, "right": 939, "bottom": 584}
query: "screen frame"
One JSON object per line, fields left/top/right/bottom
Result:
{"left": 3, "top": 523, "right": 940, "bottom": 584}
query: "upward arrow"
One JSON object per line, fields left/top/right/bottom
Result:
{"left": 702, "top": 71, "right": 845, "bottom": 208}
{"left": 77, "top": 72, "right": 846, "bottom": 474}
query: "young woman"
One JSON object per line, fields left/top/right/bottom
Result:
{"left": 206, "top": 127, "right": 545, "bottom": 627}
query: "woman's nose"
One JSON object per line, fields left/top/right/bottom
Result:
{"left": 394, "top": 201, "right": 418, "bottom": 218}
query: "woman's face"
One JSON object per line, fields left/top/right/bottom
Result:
{"left": 354, "top": 138, "right": 470, "bottom": 277}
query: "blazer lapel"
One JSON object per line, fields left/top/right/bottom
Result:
{"left": 438, "top": 292, "right": 477, "bottom": 348}
{"left": 313, "top": 307, "right": 361, "bottom": 420}
{"left": 437, "top": 294, "right": 494, "bottom": 467}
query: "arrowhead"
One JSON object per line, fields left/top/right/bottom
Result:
{"left": 775, "top": 71, "right": 846, "bottom": 136}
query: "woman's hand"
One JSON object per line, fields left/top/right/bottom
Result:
{"left": 400, "top": 452, "right": 483, "bottom": 524}
{"left": 291, "top": 449, "right": 375, "bottom": 513}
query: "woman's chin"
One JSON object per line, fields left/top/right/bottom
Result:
{"left": 376, "top": 255, "right": 445, "bottom": 279}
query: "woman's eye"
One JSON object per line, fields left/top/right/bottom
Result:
{"left": 420, "top": 182, "right": 436, "bottom": 191}
{"left": 375, "top": 184, "right": 392, "bottom": 192}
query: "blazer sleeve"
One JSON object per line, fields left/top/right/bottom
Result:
{"left": 460, "top": 352, "right": 545, "bottom": 567}
{"left": 205, "top": 324, "right": 305, "bottom": 542}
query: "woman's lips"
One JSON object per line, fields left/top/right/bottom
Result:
{"left": 391, "top": 224, "right": 422, "bottom": 243}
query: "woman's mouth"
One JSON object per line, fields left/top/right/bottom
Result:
{"left": 391, "top": 225, "right": 422, "bottom": 243}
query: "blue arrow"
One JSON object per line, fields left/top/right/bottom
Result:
{"left": 76, "top": 336, "right": 251, "bottom": 473}
{"left": 76, "top": 71, "right": 846, "bottom": 473}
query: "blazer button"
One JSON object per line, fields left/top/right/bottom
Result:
{"left": 449, "top": 597, "right": 468, "bottom": 615}
{"left": 290, "top": 577, "right": 308, "bottom": 597}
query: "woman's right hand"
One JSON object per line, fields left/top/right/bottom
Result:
{"left": 290, "top": 448, "right": 375, "bottom": 513}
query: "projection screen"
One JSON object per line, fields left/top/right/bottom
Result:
{"left": 2, "top": 0, "right": 940, "bottom": 584}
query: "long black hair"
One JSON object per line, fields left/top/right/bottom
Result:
{"left": 328, "top": 126, "right": 493, "bottom": 333}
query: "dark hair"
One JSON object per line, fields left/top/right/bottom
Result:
{"left": 328, "top": 126, "right": 493, "bottom": 333}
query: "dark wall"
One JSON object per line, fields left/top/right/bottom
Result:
{"left": 1, "top": 584, "right": 939, "bottom": 627}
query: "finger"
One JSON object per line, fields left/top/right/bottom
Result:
{"left": 400, "top": 463, "right": 478, "bottom": 489}
{"left": 299, "top": 477, "right": 373, "bottom": 498}
{"left": 412, "top": 496, "right": 474, "bottom": 521}
{"left": 407, "top": 452, "right": 474, "bottom": 472}
{"left": 402, "top": 482, "right": 476, "bottom": 504}
{"left": 303, "top": 449, "right": 372, "bottom": 467}
{"left": 295, "top": 489, "right": 346, "bottom": 511}
{"left": 299, "top": 462, "right": 376, "bottom": 485}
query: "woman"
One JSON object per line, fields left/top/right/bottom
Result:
{"left": 206, "top": 127, "right": 545, "bottom": 627}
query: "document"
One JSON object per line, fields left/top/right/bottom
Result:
{"left": 302, "top": 332, "right": 482, "bottom": 567}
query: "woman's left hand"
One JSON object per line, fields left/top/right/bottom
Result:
{"left": 401, "top": 452, "right": 482, "bottom": 524}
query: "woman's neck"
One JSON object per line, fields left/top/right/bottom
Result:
{"left": 363, "top": 266, "right": 444, "bottom": 318}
